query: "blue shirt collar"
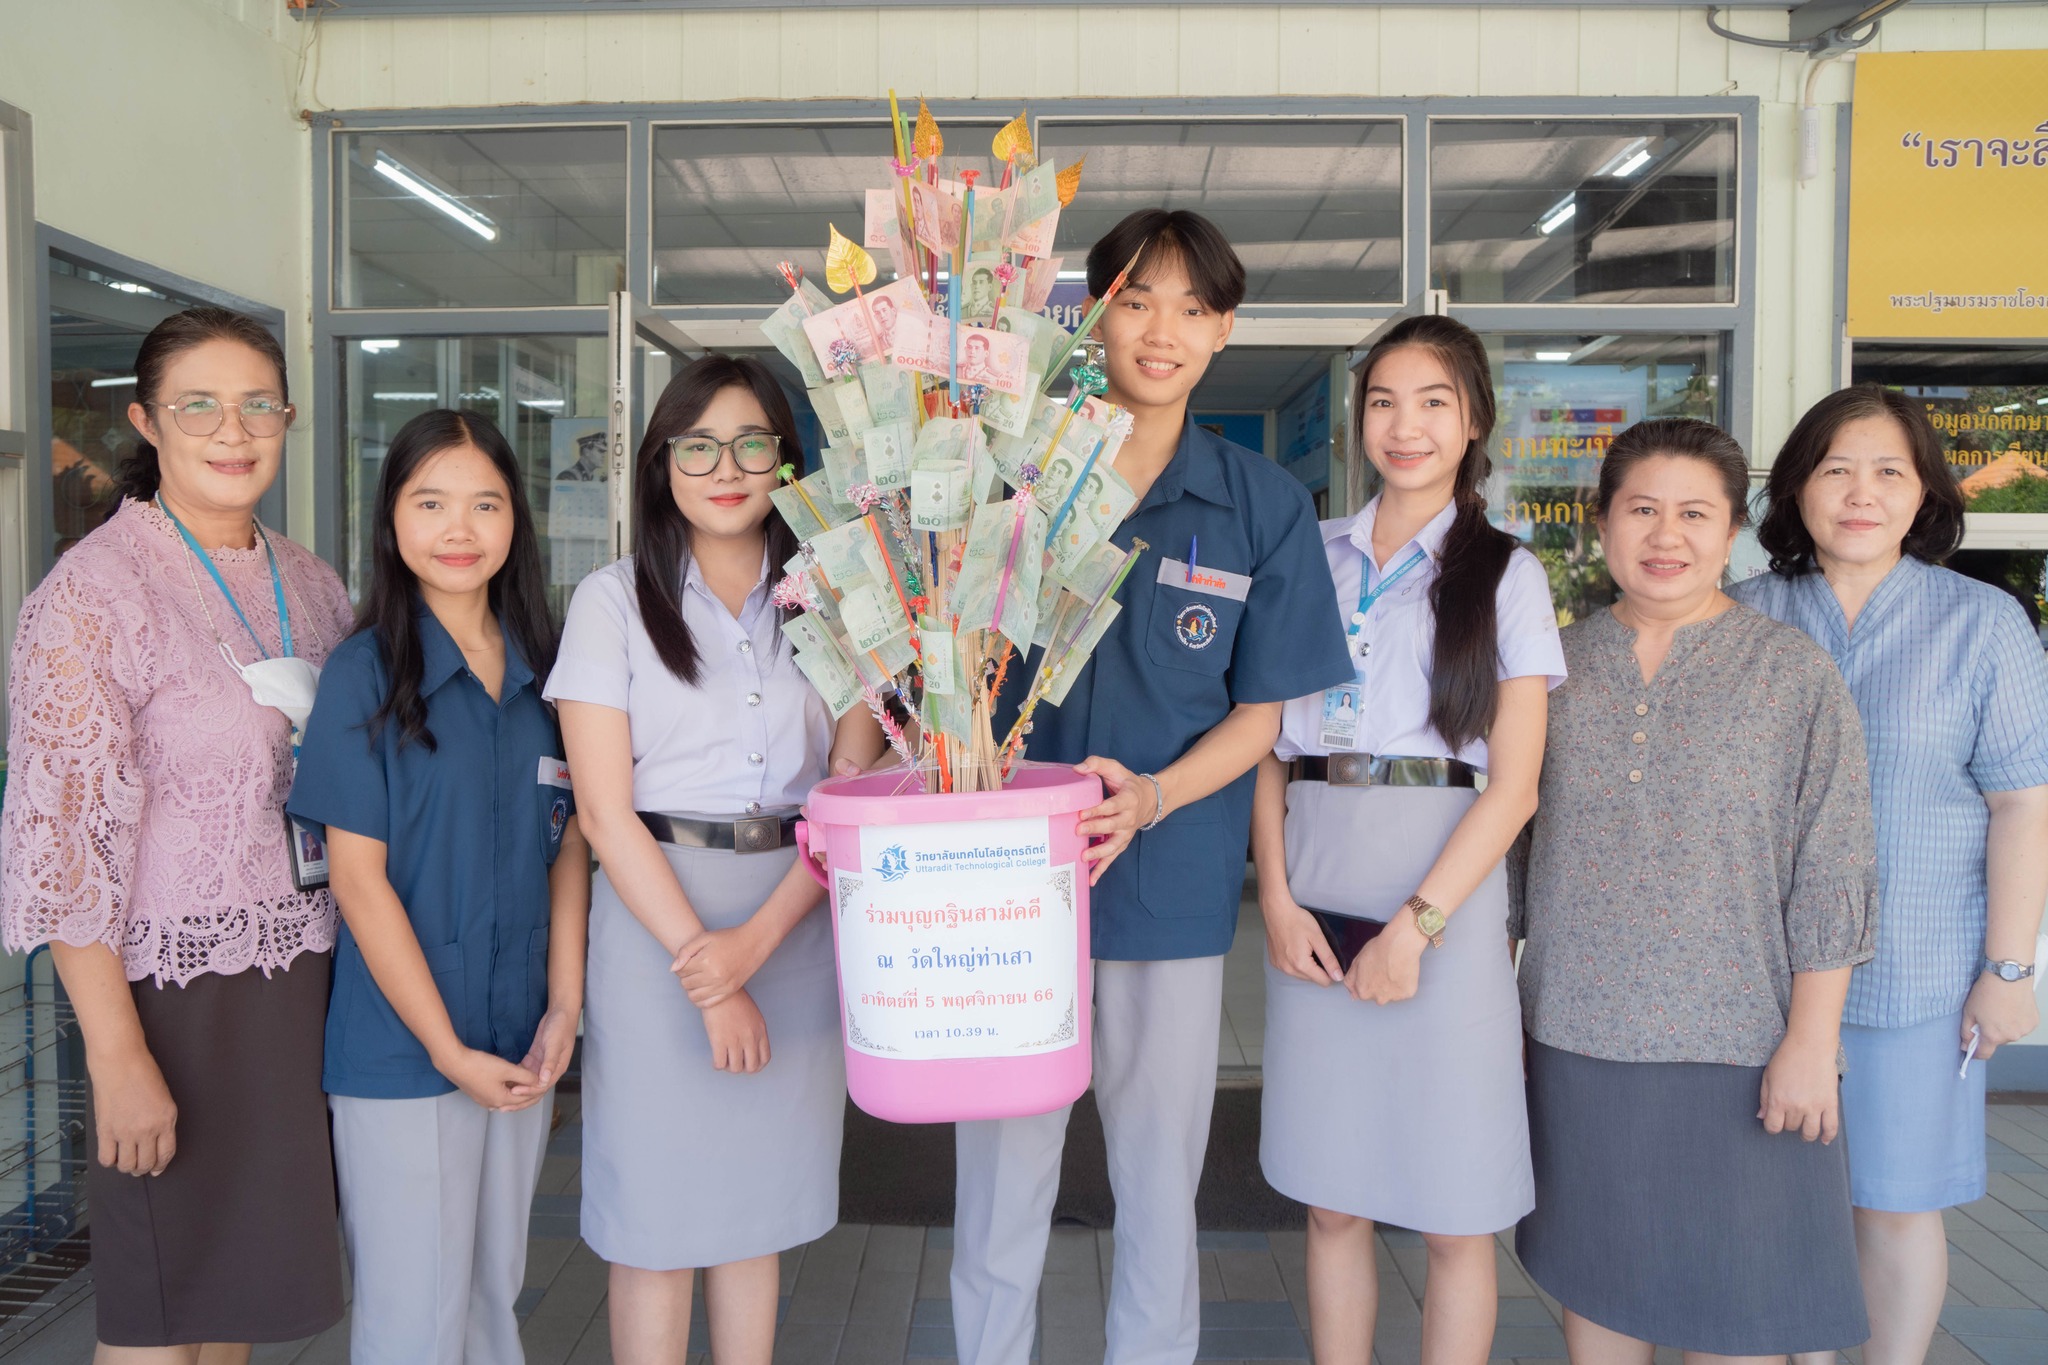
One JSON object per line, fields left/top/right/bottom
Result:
{"left": 414, "top": 601, "right": 536, "bottom": 701}
{"left": 1134, "top": 418, "right": 1238, "bottom": 517}
{"left": 1798, "top": 554, "right": 1930, "bottom": 648}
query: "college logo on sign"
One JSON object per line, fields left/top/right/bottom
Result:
{"left": 1175, "top": 602, "right": 1219, "bottom": 650}
{"left": 877, "top": 844, "right": 910, "bottom": 882}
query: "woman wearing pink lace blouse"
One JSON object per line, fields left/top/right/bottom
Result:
{"left": 0, "top": 308, "right": 352, "bottom": 1355}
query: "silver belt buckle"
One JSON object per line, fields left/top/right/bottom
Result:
{"left": 1328, "top": 753, "right": 1373, "bottom": 787}
{"left": 731, "top": 815, "right": 783, "bottom": 853}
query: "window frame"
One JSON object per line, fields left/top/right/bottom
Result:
{"left": 1830, "top": 103, "right": 2048, "bottom": 554}
{"left": 309, "top": 95, "right": 1758, "bottom": 566}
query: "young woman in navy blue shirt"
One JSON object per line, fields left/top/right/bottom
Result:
{"left": 290, "top": 409, "right": 589, "bottom": 1363}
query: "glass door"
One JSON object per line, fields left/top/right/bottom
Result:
{"left": 603, "top": 291, "right": 699, "bottom": 561}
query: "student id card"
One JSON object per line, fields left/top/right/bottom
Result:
{"left": 1319, "top": 682, "right": 1362, "bottom": 751}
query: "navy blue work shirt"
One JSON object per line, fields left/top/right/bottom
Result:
{"left": 288, "top": 608, "right": 573, "bottom": 1099}
{"left": 998, "top": 419, "right": 1353, "bottom": 960}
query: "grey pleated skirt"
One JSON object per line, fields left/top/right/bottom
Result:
{"left": 581, "top": 844, "right": 846, "bottom": 1270}
{"left": 1260, "top": 784, "right": 1533, "bottom": 1235}
{"left": 1516, "top": 1041, "right": 1868, "bottom": 1355}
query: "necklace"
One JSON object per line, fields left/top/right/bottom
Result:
{"left": 159, "top": 504, "right": 326, "bottom": 663}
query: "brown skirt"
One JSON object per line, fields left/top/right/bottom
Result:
{"left": 88, "top": 952, "right": 344, "bottom": 1347}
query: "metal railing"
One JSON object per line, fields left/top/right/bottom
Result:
{"left": 0, "top": 945, "right": 90, "bottom": 1345}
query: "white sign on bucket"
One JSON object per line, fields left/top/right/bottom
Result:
{"left": 836, "top": 815, "right": 1080, "bottom": 1060}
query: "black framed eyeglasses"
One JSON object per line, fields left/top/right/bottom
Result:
{"left": 148, "top": 395, "right": 295, "bottom": 438}
{"left": 669, "top": 432, "right": 783, "bottom": 476}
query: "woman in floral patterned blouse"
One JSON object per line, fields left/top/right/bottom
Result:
{"left": 1, "top": 309, "right": 351, "bottom": 1354}
{"left": 1512, "top": 418, "right": 1880, "bottom": 1361}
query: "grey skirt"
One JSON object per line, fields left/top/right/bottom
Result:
{"left": 1515, "top": 1041, "right": 1868, "bottom": 1355}
{"left": 581, "top": 844, "right": 846, "bottom": 1270}
{"left": 1260, "top": 784, "right": 1532, "bottom": 1235}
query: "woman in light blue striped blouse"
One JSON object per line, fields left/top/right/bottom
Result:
{"left": 1733, "top": 384, "right": 2048, "bottom": 1365}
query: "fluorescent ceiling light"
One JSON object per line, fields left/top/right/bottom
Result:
{"left": 1596, "top": 137, "right": 1655, "bottom": 179}
{"left": 518, "top": 399, "right": 564, "bottom": 410}
{"left": 1610, "top": 148, "right": 1654, "bottom": 178}
{"left": 358, "top": 339, "right": 401, "bottom": 353}
{"left": 372, "top": 391, "right": 438, "bottom": 401}
{"left": 108, "top": 280, "right": 156, "bottom": 295}
{"left": 1532, "top": 351, "right": 1573, "bottom": 363}
{"left": 90, "top": 375, "right": 137, "bottom": 388}
{"left": 1537, "top": 197, "right": 1577, "bottom": 236}
{"left": 373, "top": 153, "right": 498, "bottom": 241}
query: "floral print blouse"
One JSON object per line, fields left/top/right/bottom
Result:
{"left": 1512, "top": 603, "right": 1880, "bottom": 1067}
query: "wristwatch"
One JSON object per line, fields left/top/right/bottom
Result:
{"left": 1983, "top": 957, "right": 2036, "bottom": 983}
{"left": 1402, "top": 894, "right": 1447, "bottom": 948}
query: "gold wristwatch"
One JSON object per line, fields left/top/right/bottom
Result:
{"left": 1402, "top": 894, "right": 1447, "bottom": 948}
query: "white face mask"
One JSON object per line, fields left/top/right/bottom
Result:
{"left": 222, "top": 645, "right": 322, "bottom": 736}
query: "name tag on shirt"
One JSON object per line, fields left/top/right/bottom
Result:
{"left": 537, "top": 757, "right": 572, "bottom": 789}
{"left": 1155, "top": 558, "right": 1251, "bottom": 602}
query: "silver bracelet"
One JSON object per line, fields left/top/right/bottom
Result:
{"left": 1138, "top": 773, "right": 1167, "bottom": 831}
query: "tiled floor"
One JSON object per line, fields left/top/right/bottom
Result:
{"left": 12, "top": 1105, "right": 2048, "bottom": 1363}
{"left": 6, "top": 913, "right": 2048, "bottom": 1363}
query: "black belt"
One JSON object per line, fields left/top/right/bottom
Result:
{"left": 636, "top": 810, "right": 799, "bottom": 854}
{"left": 1291, "top": 755, "right": 1479, "bottom": 788}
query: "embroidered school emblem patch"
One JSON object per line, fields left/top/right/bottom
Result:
{"left": 1175, "top": 602, "right": 1219, "bottom": 650}
{"left": 549, "top": 796, "right": 569, "bottom": 844}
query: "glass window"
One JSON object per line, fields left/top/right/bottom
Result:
{"left": 1481, "top": 332, "right": 1728, "bottom": 623}
{"left": 1038, "top": 120, "right": 1402, "bottom": 305}
{"left": 341, "top": 335, "right": 608, "bottom": 615}
{"left": 1431, "top": 120, "right": 1737, "bottom": 305}
{"left": 335, "top": 128, "right": 627, "bottom": 309}
{"left": 47, "top": 253, "right": 211, "bottom": 554}
{"left": 1851, "top": 343, "right": 2048, "bottom": 513}
{"left": 1852, "top": 343, "right": 2048, "bottom": 635}
{"left": 653, "top": 122, "right": 1002, "bottom": 307}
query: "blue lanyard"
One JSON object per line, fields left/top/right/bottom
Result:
{"left": 157, "top": 497, "right": 293, "bottom": 660}
{"left": 1347, "top": 547, "right": 1427, "bottom": 643}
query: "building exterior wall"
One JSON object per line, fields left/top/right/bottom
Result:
{"left": 297, "top": 3, "right": 2048, "bottom": 474}
{"left": 0, "top": 0, "right": 318, "bottom": 535}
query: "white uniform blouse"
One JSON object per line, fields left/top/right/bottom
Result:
{"left": 543, "top": 555, "right": 834, "bottom": 814}
{"left": 1275, "top": 498, "right": 1566, "bottom": 770}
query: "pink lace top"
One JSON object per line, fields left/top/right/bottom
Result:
{"left": 2, "top": 498, "right": 356, "bottom": 984}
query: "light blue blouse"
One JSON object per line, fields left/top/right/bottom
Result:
{"left": 1731, "top": 557, "right": 2048, "bottom": 1028}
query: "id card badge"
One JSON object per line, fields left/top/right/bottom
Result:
{"left": 286, "top": 813, "right": 331, "bottom": 892}
{"left": 1318, "top": 682, "right": 1363, "bottom": 751}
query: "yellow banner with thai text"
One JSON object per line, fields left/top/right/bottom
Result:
{"left": 1846, "top": 50, "right": 2048, "bottom": 340}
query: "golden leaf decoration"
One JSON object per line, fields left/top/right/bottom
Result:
{"left": 824, "top": 224, "right": 877, "bottom": 294}
{"left": 992, "top": 112, "right": 1032, "bottom": 164}
{"left": 1056, "top": 158, "right": 1086, "bottom": 207}
{"left": 913, "top": 101, "right": 943, "bottom": 160}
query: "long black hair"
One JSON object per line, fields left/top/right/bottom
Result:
{"left": 359, "top": 409, "right": 557, "bottom": 752}
{"left": 117, "top": 306, "right": 290, "bottom": 503}
{"left": 634, "top": 354, "right": 804, "bottom": 684}
{"left": 1755, "top": 384, "right": 1962, "bottom": 576}
{"left": 1352, "top": 315, "right": 1517, "bottom": 754}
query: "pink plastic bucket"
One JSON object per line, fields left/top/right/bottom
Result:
{"left": 795, "top": 761, "right": 1102, "bottom": 1124}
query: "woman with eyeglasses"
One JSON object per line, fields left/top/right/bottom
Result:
{"left": 546, "top": 355, "right": 884, "bottom": 1364}
{"left": 0, "top": 307, "right": 352, "bottom": 1356}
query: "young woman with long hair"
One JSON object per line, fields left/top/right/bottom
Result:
{"left": 545, "top": 355, "right": 884, "bottom": 1364}
{"left": 289, "top": 408, "right": 589, "bottom": 1362}
{"left": 1253, "top": 315, "right": 1563, "bottom": 1364}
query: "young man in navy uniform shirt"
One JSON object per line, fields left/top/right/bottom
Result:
{"left": 952, "top": 210, "right": 1353, "bottom": 1364}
